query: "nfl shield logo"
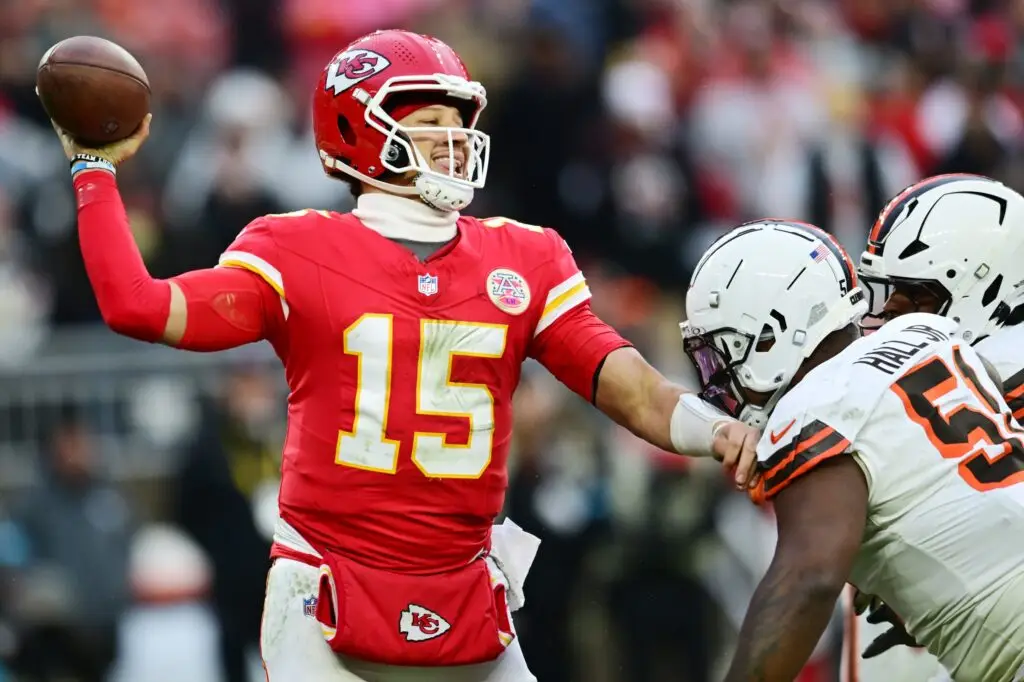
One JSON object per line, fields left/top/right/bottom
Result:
{"left": 418, "top": 273, "right": 439, "bottom": 296}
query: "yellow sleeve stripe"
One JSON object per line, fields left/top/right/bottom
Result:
{"left": 542, "top": 280, "right": 588, "bottom": 319}
{"left": 536, "top": 280, "right": 591, "bottom": 336}
{"left": 218, "top": 250, "right": 285, "bottom": 298}
{"left": 543, "top": 271, "right": 585, "bottom": 310}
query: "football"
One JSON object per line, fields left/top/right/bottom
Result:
{"left": 36, "top": 36, "right": 150, "bottom": 147}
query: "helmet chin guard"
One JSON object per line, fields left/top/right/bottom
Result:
{"left": 415, "top": 174, "right": 474, "bottom": 212}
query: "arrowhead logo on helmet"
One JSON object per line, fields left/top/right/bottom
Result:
{"left": 324, "top": 49, "right": 392, "bottom": 96}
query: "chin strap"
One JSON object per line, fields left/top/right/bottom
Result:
{"left": 321, "top": 150, "right": 472, "bottom": 213}
{"left": 415, "top": 173, "right": 473, "bottom": 212}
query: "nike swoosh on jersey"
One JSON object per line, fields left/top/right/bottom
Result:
{"left": 770, "top": 419, "right": 797, "bottom": 445}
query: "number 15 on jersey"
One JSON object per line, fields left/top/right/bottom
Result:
{"left": 335, "top": 314, "right": 508, "bottom": 480}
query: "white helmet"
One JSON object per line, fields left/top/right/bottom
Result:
{"left": 857, "top": 174, "right": 1024, "bottom": 343}
{"left": 682, "top": 220, "right": 867, "bottom": 428}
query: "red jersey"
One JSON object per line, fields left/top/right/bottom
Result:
{"left": 218, "top": 210, "right": 628, "bottom": 573}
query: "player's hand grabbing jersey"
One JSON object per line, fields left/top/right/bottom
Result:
{"left": 755, "top": 313, "right": 1024, "bottom": 682}
{"left": 218, "top": 210, "right": 629, "bottom": 572}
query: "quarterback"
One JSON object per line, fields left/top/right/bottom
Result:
{"left": 681, "top": 219, "right": 1024, "bottom": 682}
{"left": 844, "top": 174, "right": 1024, "bottom": 682}
{"left": 50, "top": 29, "right": 758, "bottom": 682}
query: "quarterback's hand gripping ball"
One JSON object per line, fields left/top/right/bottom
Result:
{"left": 50, "top": 112, "right": 152, "bottom": 165}
{"left": 37, "top": 35, "right": 152, "bottom": 166}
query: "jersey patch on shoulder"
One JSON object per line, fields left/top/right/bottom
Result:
{"left": 758, "top": 419, "right": 852, "bottom": 500}
{"left": 486, "top": 268, "right": 532, "bottom": 315}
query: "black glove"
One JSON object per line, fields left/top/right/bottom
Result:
{"left": 862, "top": 602, "right": 921, "bottom": 658}
{"left": 852, "top": 589, "right": 921, "bottom": 659}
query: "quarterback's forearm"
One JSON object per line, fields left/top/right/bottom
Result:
{"left": 595, "top": 347, "right": 686, "bottom": 451}
{"left": 724, "top": 567, "right": 843, "bottom": 682}
{"left": 75, "top": 169, "right": 173, "bottom": 341}
{"left": 74, "top": 170, "right": 271, "bottom": 350}
{"left": 595, "top": 347, "right": 730, "bottom": 456}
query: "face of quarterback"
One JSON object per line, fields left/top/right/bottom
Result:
{"left": 397, "top": 104, "right": 469, "bottom": 181}
{"left": 880, "top": 281, "right": 944, "bottom": 323}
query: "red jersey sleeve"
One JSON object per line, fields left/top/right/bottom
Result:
{"left": 72, "top": 170, "right": 281, "bottom": 350}
{"left": 170, "top": 267, "right": 286, "bottom": 351}
{"left": 529, "top": 231, "right": 632, "bottom": 402}
{"left": 212, "top": 217, "right": 291, "bottom": 349}
{"left": 532, "top": 230, "right": 591, "bottom": 336}
{"left": 218, "top": 218, "right": 289, "bottom": 313}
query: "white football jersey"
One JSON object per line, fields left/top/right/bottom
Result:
{"left": 756, "top": 313, "right": 1024, "bottom": 682}
{"left": 976, "top": 322, "right": 1024, "bottom": 423}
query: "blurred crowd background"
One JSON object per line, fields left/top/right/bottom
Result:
{"left": 0, "top": 0, "right": 1022, "bottom": 680}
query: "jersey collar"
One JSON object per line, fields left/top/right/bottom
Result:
{"left": 352, "top": 192, "right": 458, "bottom": 243}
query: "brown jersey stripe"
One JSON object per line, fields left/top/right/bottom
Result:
{"left": 761, "top": 419, "right": 851, "bottom": 495}
{"left": 1003, "top": 367, "right": 1024, "bottom": 421}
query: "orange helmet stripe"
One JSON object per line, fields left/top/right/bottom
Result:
{"left": 868, "top": 174, "right": 984, "bottom": 251}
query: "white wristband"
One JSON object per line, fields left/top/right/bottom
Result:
{"left": 669, "top": 393, "right": 735, "bottom": 457}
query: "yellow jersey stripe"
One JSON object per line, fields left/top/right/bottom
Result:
{"left": 218, "top": 250, "right": 285, "bottom": 299}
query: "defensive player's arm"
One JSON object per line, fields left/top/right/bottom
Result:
{"left": 725, "top": 449, "right": 868, "bottom": 682}
{"left": 74, "top": 169, "right": 283, "bottom": 350}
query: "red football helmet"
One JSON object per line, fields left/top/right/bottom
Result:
{"left": 312, "top": 29, "right": 490, "bottom": 212}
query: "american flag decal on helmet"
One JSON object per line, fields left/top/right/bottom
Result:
{"left": 809, "top": 246, "right": 828, "bottom": 263}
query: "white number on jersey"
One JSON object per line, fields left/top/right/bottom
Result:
{"left": 335, "top": 315, "right": 507, "bottom": 479}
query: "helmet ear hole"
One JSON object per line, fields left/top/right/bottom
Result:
{"left": 337, "top": 116, "right": 357, "bottom": 146}
{"left": 756, "top": 323, "right": 777, "bottom": 352}
{"left": 383, "top": 138, "right": 411, "bottom": 168}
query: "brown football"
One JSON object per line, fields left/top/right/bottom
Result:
{"left": 36, "top": 36, "right": 150, "bottom": 147}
